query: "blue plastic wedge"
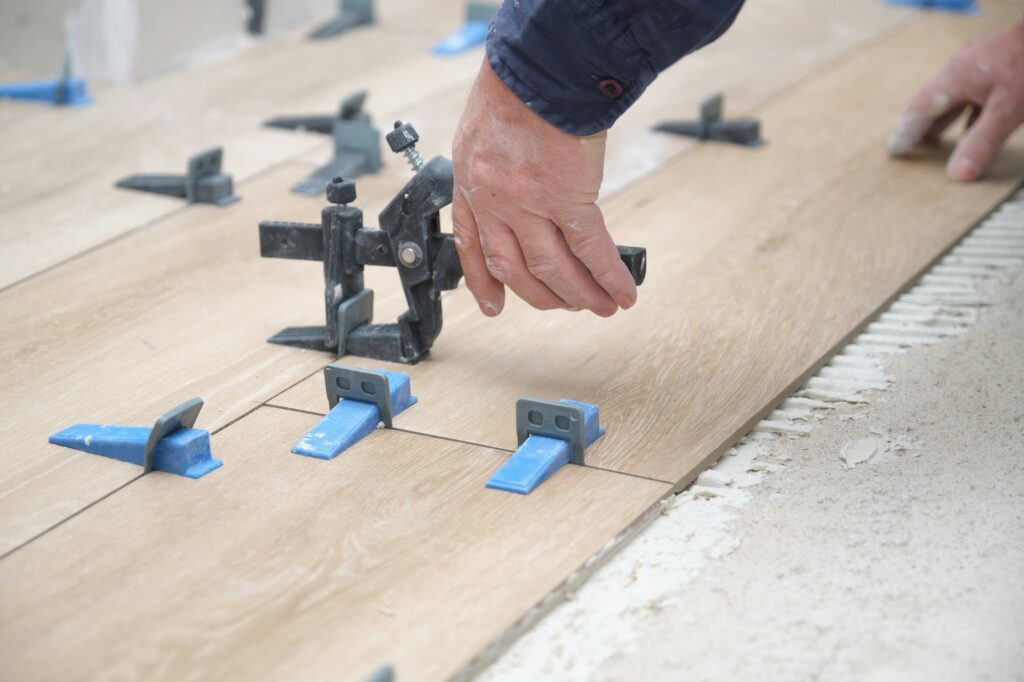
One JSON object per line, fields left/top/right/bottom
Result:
{"left": 885, "top": 0, "right": 978, "bottom": 14}
{"left": 0, "top": 77, "right": 91, "bottom": 106}
{"left": 486, "top": 399, "right": 604, "bottom": 495}
{"left": 292, "top": 369, "right": 416, "bottom": 460}
{"left": 432, "top": 20, "right": 490, "bottom": 55}
{"left": 48, "top": 424, "right": 221, "bottom": 478}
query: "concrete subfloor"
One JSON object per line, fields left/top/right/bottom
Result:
{"left": 482, "top": 222, "right": 1024, "bottom": 680}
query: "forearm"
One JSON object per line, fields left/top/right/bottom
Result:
{"left": 486, "top": 0, "right": 746, "bottom": 136}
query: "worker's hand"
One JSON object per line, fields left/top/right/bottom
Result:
{"left": 451, "top": 59, "right": 637, "bottom": 317}
{"left": 888, "top": 24, "right": 1024, "bottom": 181}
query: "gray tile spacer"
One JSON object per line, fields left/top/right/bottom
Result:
{"left": 466, "top": 2, "right": 499, "bottom": 22}
{"left": 143, "top": 397, "right": 204, "bottom": 474}
{"left": 115, "top": 146, "right": 239, "bottom": 206}
{"left": 185, "top": 147, "right": 238, "bottom": 205}
{"left": 653, "top": 92, "right": 763, "bottom": 148}
{"left": 308, "top": 0, "right": 375, "bottom": 39}
{"left": 324, "top": 365, "right": 394, "bottom": 428}
{"left": 515, "top": 398, "right": 587, "bottom": 465}
{"left": 337, "top": 288, "right": 374, "bottom": 357}
{"left": 364, "top": 665, "right": 394, "bottom": 682}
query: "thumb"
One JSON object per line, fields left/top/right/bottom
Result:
{"left": 947, "top": 88, "right": 1022, "bottom": 181}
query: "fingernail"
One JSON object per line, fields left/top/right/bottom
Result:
{"left": 887, "top": 112, "right": 925, "bottom": 157}
{"left": 889, "top": 92, "right": 950, "bottom": 157}
{"left": 947, "top": 155, "right": 978, "bottom": 181}
{"left": 566, "top": 306, "right": 582, "bottom": 312}
{"left": 613, "top": 292, "right": 635, "bottom": 310}
{"left": 927, "top": 92, "right": 951, "bottom": 117}
{"left": 480, "top": 300, "right": 502, "bottom": 317}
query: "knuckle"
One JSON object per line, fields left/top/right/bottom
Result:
{"left": 483, "top": 254, "right": 513, "bottom": 282}
{"left": 988, "top": 98, "right": 1017, "bottom": 126}
{"left": 468, "top": 160, "right": 502, "bottom": 187}
{"left": 949, "top": 48, "right": 975, "bottom": 73}
{"left": 567, "top": 234, "right": 612, "bottom": 272}
{"left": 591, "top": 264, "right": 626, "bottom": 287}
{"left": 523, "top": 253, "right": 562, "bottom": 281}
{"left": 562, "top": 224, "right": 602, "bottom": 252}
{"left": 451, "top": 220, "right": 475, "bottom": 251}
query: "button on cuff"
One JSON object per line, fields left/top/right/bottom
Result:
{"left": 597, "top": 78, "right": 624, "bottom": 99}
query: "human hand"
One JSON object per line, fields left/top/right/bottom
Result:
{"left": 451, "top": 59, "right": 638, "bottom": 317}
{"left": 888, "top": 24, "right": 1024, "bottom": 181}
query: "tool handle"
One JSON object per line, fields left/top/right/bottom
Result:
{"left": 616, "top": 246, "right": 647, "bottom": 286}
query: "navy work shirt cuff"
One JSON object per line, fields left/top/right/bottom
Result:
{"left": 485, "top": 0, "right": 744, "bottom": 136}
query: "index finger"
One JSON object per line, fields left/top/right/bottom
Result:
{"left": 888, "top": 63, "right": 970, "bottom": 157}
{"left": 452, "top": 187, "right": 506, "bottom": 317}
{"left": 557, "top": 203, "right": 638, "bottom": 310}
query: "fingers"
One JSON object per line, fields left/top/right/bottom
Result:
{"left": 475, "top": 214, "right": 566, "bottom": 313}
{"left": 948, "top": 88, "right": 1021, "bottom": 181}
{"left": 509, "top": 214, "right": 618, "bottom": 316}
{"left": 556, "top": 204, "right": 638, "bottom": 310}
{"left": 452, "top": 188, "right": 505, "bottom": 316}
{"left": 888, "top": 64, "right": 969, "bottom": 157}
{"left": 454, "top": 183, "right": 622, "bottom": 316}
{"left": 455, "top": 198, "right": 636, "bottom": 317}
{"left": 924, "top": 102, "right": 968, "bottom": 142}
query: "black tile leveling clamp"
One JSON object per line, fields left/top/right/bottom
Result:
{"left": 258, "top": 121, "right": 647, "bottom": 364}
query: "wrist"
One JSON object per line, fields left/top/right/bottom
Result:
{"left": 478, "top": 59, "right": 608, "bottom": 142}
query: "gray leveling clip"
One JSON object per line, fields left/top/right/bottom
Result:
{"left": 264, "top": 90, "right": 381, "bottom": 195}
{"left": 258, "top": 121, "right": 648, "bottom": 364}
{"left": 363, "top": 665, "right": 394, "bottom": 682}
{"left": 115, "top": 147, "right": 239, "bottom": 206}
{"left": 516, "top": 398, "right": 591, "bottom": 465}
{"left": 143, "top": 398, "right": 204, "bottom": 473}
{"left": 245, "top": 0, "right": 266, "bottom": 34}
{"left": 324, "top": 365, "right": 396, "bottom": 426}
{"left": 308, "top": 0, "right": 374, "bottom": 40}
{"left": 653, "top": 93, "right": 763, "bottom": 148}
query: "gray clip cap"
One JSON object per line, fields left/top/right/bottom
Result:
{"left": 143, "top": 398, "right": 204, "bottom": 474}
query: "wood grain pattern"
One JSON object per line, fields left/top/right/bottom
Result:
{"left": 0, "top": 0, "right": 911, "bottom": 552}
{"left": 0, "top": 406, "right": 669, "bottom": 682}
{"left": 0, "top": 163, "right": 424, "bottom": 557}
{"left": 0, "top": 5, "right": 1017, "bottom": 680}
{"left": 0, "top": 9, "right": 483, "bottom": 289}
{"left": 272, "top": 3, "right": 1024, "bottom": 486}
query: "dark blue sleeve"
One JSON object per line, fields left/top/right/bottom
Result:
{"left": 486, "top": 0, "right": 746, "bottom": 136}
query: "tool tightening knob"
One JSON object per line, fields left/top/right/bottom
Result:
{"left": 386, "top": 120, "right": 419, "bottom": 152}
{"left": 326, "top": 176, "right": 357, "bottom": 204}
{"left": 387, "top": 120, "right": 424, "bottom": 172}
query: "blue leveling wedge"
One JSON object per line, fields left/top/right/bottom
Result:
{"left": 486, "top": 398, "right": 605, "bottom": 495}
{"left": 0, "top": 52, "right": 91, "bottom": 107}
{"left": 48, "top": 398, "right": 222, "bottom": 478}
{"left": 885, "top": 0, "right": 978, "bottom": 13}
{"left": 432, "top": 3, "right": 498, "bottom": 56}
{"left": 292, "top": 365, "right": 417, "bottom": 460}
{"left": 0, "top": 76, "right": 90, "bottom": 106}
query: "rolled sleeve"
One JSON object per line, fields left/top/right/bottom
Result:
{"left": 486, "top": 0, "right": 746, "bottom": 136}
